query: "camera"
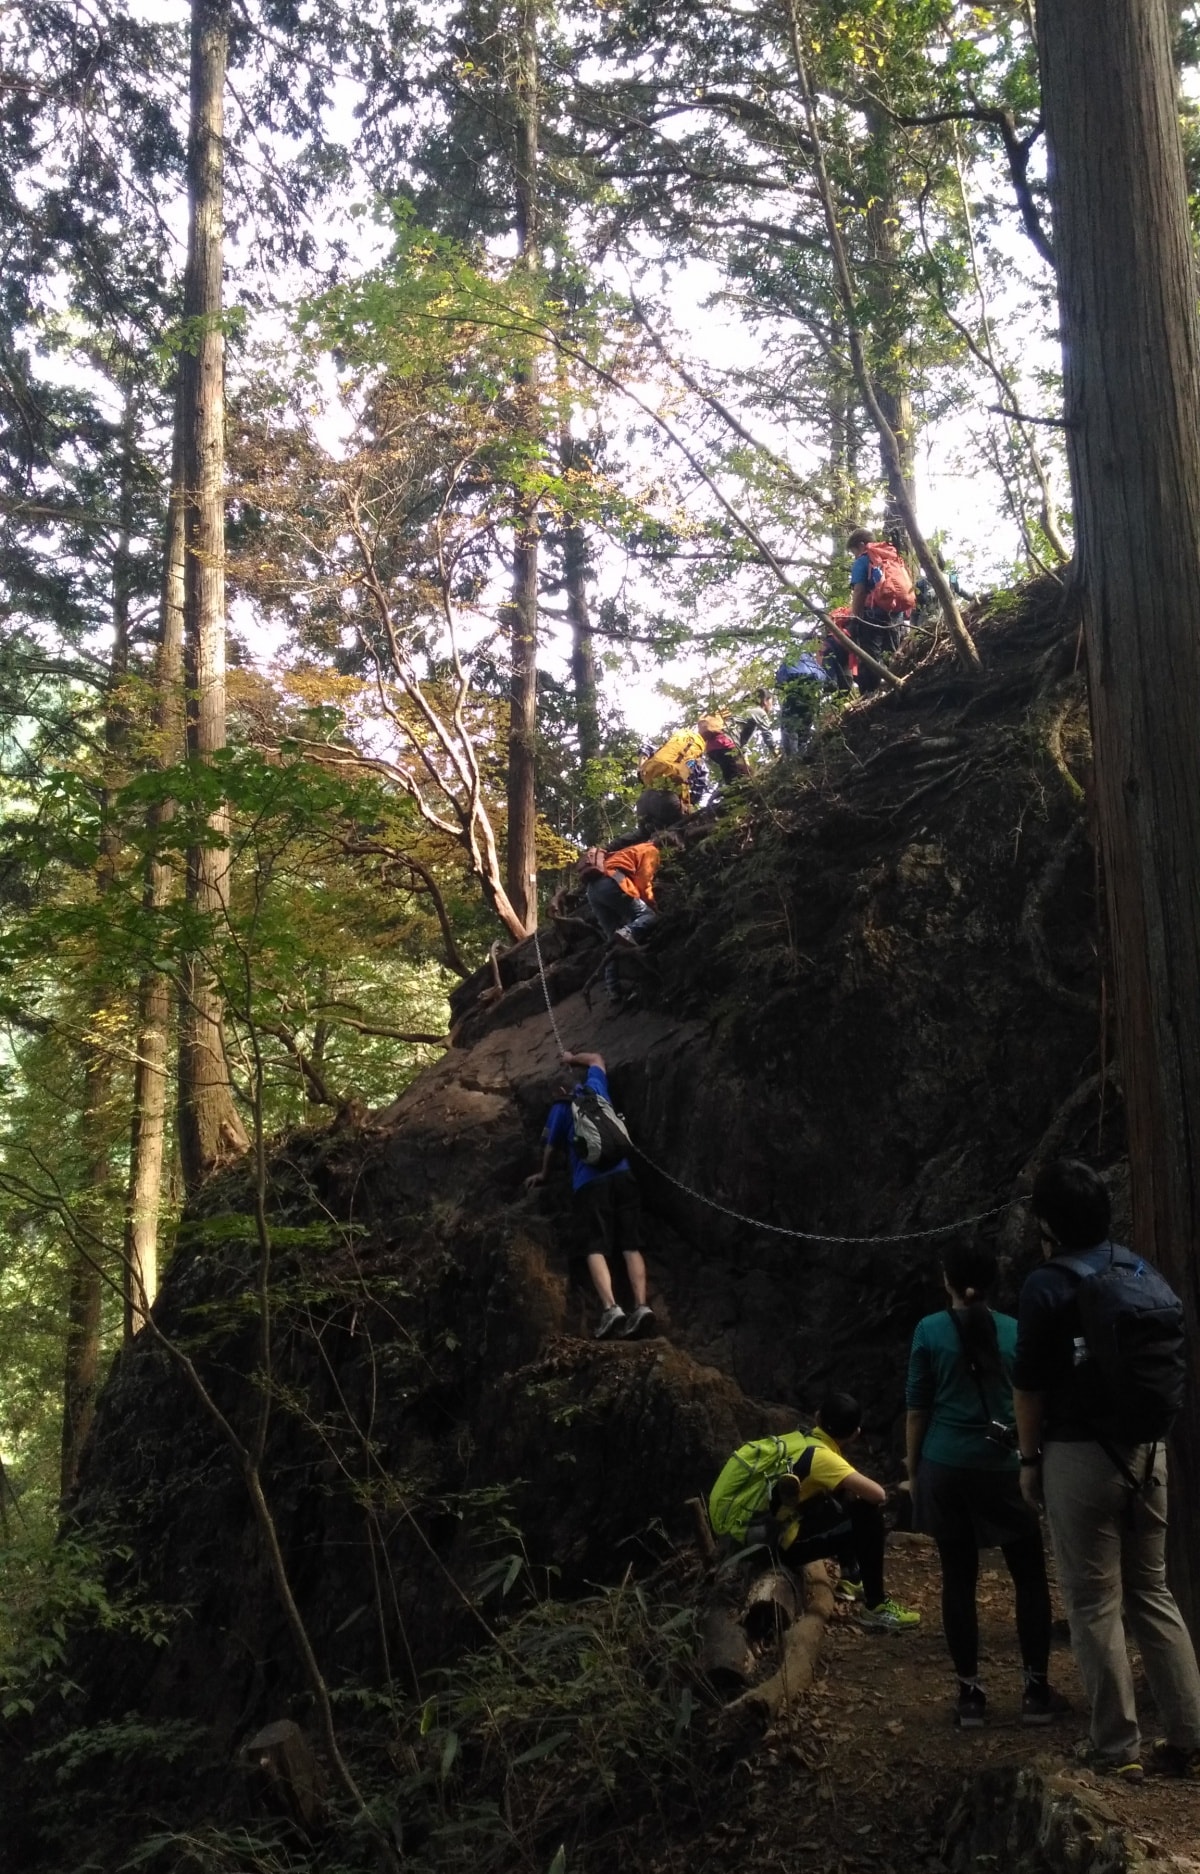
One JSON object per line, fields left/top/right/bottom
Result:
{"left": 986, "top": 1419, "right": 1019, "bottom": 1452}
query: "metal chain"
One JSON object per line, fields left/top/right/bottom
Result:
{"left": 528, "top": 920, "right": 1021, "bottom": 1247}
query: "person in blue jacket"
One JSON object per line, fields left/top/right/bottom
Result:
{"left": 525, "top": 1050, "right": 654, "bottom": 1341}
{"left": 905, "top": 1241, "right": 1061, "bottom": 1731}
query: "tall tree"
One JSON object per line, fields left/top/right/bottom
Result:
{"left": 177, "top": 0, "right": 249, "bottom": 1191}
{"left": 504, "top": 0, "right": 542, "bottom": 932}
{"left": 1036, "top": 0, "right": 1200, "bottom": 1626}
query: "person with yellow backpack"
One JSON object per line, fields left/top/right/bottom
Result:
{"left": 708, "top": 1391, "right": 920, "bottom": 1632}
{"left": 638, "top": 728, "right": 707, "bottom": 808}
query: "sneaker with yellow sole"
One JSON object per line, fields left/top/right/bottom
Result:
{"left": 858, "top": 1597, "right": 921, "bottom": 1632}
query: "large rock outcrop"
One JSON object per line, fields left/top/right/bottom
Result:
{"left": 4, "top": 584, "right": 1117, "bottom": 1868}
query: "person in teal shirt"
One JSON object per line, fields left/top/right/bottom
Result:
{"left": 905, "top": 1242, "right": 1062, "bottom": 1731}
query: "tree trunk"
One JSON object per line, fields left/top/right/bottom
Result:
{"left": 504, "top": 0, "right": 541, "bottom": 935}
{"left": 177, "top": 0, "right": 248, "bottom": 1191}
{"left": 62, "top": 384, "right": 138, "bottom": 1493}
{"left": 124, "top": 426, "right": 186, "bottom": 1335}
{"left": 559, "top": 427, "right": 604, "bottom": 842}
{"left": 863, "top": 109, "right": 917, "bottom": 540}
{"left": 1036, "top": 0, "right": 1200, "bottom": 1633}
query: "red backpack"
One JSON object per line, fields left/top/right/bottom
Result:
{"left": 861, "top": 542, "right": 916, "bottom": 615}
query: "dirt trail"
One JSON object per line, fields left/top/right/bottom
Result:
{"left": 676, "top": 1534, "right": 1200, "bottom": 1874}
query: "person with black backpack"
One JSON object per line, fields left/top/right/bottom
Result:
{"left": 524, "top": 1050, "right": 655, "bottom": 1342}
{"left": 905, "top": 1243, "right": 1063, "bottom": 1730}
{"left": 1014, "top": 1159, "right": 1200, "bottom": 1781}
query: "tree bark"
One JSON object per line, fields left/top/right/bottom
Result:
{"left": 177, "top": 0, "right": 248, "bottom": 1191}
{"left": 560, "top": 432, "right": 604, "bottom": 843}
{"left": 863, "top": 108, "right": 917, "bottom": 540}
{"left": 1036, "top": 0, "right": 1200, "bottom": 1633}
{"left": 124, "top": 425, "right": 186, "bottom": 1335}
{"left": 504, "top": 0, "right": 541, "bottom": 935}
{"left": 62, "top": 383, "right": 138, "bottom": 1493}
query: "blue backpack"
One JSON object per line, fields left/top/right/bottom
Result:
{"left": 1059, "top": 1243, "right": 1186, "bottom": 1442}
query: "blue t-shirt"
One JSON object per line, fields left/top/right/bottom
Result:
{"left": 850, "top": 551, "right": 871, "bottom": 590}
{"left": 544, "top": 1065, "right": 631, "bottom": 1191}
{"left": 906, "top": 1308, "right": 1019, "bottom": 1471}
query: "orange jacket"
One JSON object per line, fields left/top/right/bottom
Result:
{"left": 604, "top": 841, "right": 660, "bottom": 904}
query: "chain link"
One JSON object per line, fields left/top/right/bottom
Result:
{"left": 528, "top": 921, "right": 1021, "bottom": 1246}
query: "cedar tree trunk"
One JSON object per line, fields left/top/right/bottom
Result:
{"left": 1037, "top": 0, "right": 1200, "bottom": 1631}
{"left": 177, "top": 0, "right": 248, "bottom": 1190}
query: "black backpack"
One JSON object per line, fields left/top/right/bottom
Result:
{"left": 570, "top": 1086, "right": 632, "bottom": 1172}
{"left": 1058, "top": 1242, "right": 1186, "bottom": 1442}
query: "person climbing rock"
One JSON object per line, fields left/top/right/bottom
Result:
{"left": 736, "top": 689, "right": 775, "bottom": 757}
{"left": 576, "top": 842, "right": 658, "bottom": 1000}
{"left": 1014, "top": 1159, "right": 1200, "bottom": 1783}
{"left": 634, "top": 787, "right": 685, "bottom": 836}
{"left": 708, "top": 1391, "right": 921, "bottom": 1633}
{"left": 846, "top": 527, "right": 916, "bottom": 693}
{"left": 775, "top": 642, "right": 831, "bottom": 755}
{"left": 905, "top": 1242, "right": 1064, "bottom": 1731}
{"left": 697, "top": 713, "right": 751, "bottom": 786}
{"left": 638, "top": 728, "right": 706, "bottom": 809}
{"left": 524, "top": 1050, "right": 655, "bottom": 1342}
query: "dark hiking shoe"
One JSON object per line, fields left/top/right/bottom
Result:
{"left": 621, "top": 1304, "right": 656, "bottom": 1339}
{"left": 955, "top": 1684, "right": 987, "bottom": 1730}
{"left": 1021, "top": 1683, "right": 1071, "bottom": 1727}
{"left": 1073, "top": 1743, "right": 1144, "bottom": 1782}
{"left": 594, "top": 1305, "right": 627, "bottom": 1340}
{"left": 1147, "top": 1741, "right": 1200, "bottom": 1778}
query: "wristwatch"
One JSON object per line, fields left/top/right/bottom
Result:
{"left": 1018, "top": 1453, "right": 1042, "bottom": 1467}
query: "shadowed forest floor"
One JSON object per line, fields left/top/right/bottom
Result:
{"left": 666, "top": 1535, "right": 1200, "bottom": 1874}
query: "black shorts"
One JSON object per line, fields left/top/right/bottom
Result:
{"left": 914, "top": 1459, "right": 1040, "bottom": 1548}
{"left": 574, "top": 1171, "right": 642, "bottom": 1261}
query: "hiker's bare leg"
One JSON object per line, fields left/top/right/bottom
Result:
{"left": 623, "top": 1249, "right": 648, "bottom": 1308}
{"left": 587, "top": 1252, "right": 616, "bottom": 1309}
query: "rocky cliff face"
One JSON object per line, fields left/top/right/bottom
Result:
{"left": 3, "top": 583, "right": 1118, "bottom": 1869}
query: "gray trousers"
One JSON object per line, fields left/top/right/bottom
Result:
{"left": 1043, "top": 1439, "right": 1200, "bottom": 1759}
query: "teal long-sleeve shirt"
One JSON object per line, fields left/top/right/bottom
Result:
{"left": 906, "top": 1308, "right": 1019, "bottom": 1472}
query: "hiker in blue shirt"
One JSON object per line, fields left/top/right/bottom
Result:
{"left": 524, "top": 1050, "right": 655, "bottom": 1341}
{"left": 905, "top": 1242, "right": 1060, "bottom": 1732}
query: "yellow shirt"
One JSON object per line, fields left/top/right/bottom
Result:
{"left": 777, "top": 1426, "right": 855, "bottom": 1549}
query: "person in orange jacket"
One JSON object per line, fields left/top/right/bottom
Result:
{"left": 577, "top": 842, "right": 659, "bottom": 999}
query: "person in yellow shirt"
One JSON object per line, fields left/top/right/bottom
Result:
{"left": 751, "top": 1392, "right": 920, "bottom": 1633}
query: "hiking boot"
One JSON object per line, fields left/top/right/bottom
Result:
{"left": 594, "top": 1305, "right": 627, "bottom": 1340}
{"left": 621, "top": 1304, "right": 656, "bottom": 1339}
{"left": 612, "top": 926, "right": 639, "bottom": 946}
{"left": 1073, "top": 1742, "right": 1144, "bottom": 1783}
{"left": 835, "top": 1576, "right": 864, "bottom": 1602}
{"left": 955, "top": 1684, "right": 987, "bottom": 1730}
{"left": 1021, "top": 1682, "right": 1072, "bottom": 1727}
{"left": 858, "top": 1598, "right": 921, "bottom": 1632}
{"left": 1147, "top": 1741, "right": 1200, "bottom": 1778}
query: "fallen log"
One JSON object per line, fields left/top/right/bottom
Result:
{"left": 698, "top": 1604, "right": 755, "bottom": 1690}
{"left": 723, "top": 1563, "right": 835, "bottom": 1726}
{"left": 743, "top": 1567, "right": 800, "bottom": 1644}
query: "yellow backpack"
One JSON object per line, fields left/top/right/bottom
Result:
{"left": 638, "top": 729, "right": 704, "bottom": 789}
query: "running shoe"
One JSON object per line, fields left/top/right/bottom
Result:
{"left": 594, "top": 1304, "right": 627, "bottom": 1340}
{"left": 858, "top": 1598, "right": 921, "bottom": 1632}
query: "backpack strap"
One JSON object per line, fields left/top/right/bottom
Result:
{"left": 945, "top": 1306, "right": 998, "bottom": 1428}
